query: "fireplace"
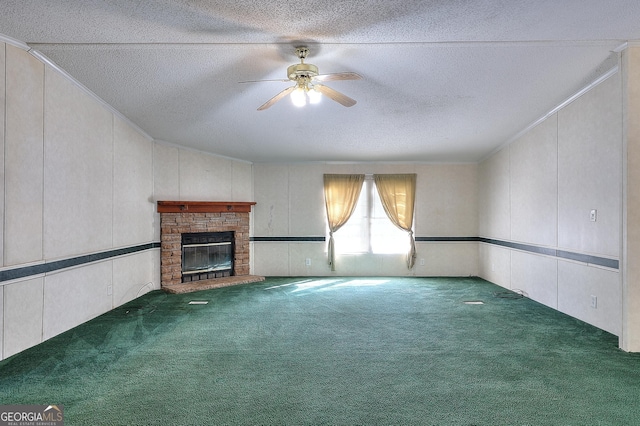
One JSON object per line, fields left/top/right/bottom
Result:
{"left": 157, "top": 201, "right": 264, "bottom": 293}
{"left": 182, "top": 231, "right": 234, "bottom": 282}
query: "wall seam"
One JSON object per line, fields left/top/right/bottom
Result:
{"left": 40, "top": 59, "right": 46, "bottom": 343}
{"left": 287, "top": 165, "right": 292, "bottom": 275}
{"left": 178, "top": 148, "right": 182, "bottom": 200}
{"left": 556, "top": 112, "right": 560, "bottom": 309}
{"left": 1, "top": 39, "right": 3, "bottom": 355}
{"left": 620, "top": 48, "right": 629, "bottom": 349}
{"left": 3, "top": 42, "right": 6, "bottom": 268}
{"left": 111, "top": 113, "right": 115, "bottom": 309}
{"left": 111, "top": 113, "right": 115, "bottom": 250}
{"left": 508, "top": 144, "right": 512, "bottom": 289}
{"left": 613, "top": 55, "right": 624, "bottom": 340}
{"left": 152, "top": 141, "right": 157, "bottom": 287}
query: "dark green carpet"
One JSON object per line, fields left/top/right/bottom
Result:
{"left": 1, "top": 277, "right": 639, "bottom": 425}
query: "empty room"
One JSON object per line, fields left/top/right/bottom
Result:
{"left": 1, "top": 1, "right": 640, "bottom": 424}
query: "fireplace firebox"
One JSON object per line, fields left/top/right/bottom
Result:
{"left": 181, "top": 231, "right": 234, "bottom": 282}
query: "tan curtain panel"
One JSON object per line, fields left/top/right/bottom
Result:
{"left": 323, "top": 174, "right": 365, "bottom": 271}
{"left": 373, "top": 173, "right": 417, "bottom": 269}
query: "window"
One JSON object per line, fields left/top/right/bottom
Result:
{"left": 332, "top": 177, "right": 409, "bottom": 254}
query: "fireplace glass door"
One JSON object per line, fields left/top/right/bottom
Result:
{"left": 182, "top": 231, "right": 234, "bottom": 282}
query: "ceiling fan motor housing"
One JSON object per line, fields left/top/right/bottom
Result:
{"left": 287, "top": 63, "right": 319, "bottom": 81}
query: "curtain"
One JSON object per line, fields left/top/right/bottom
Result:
{"left": 373, "top": 174, "right": 417, "bottom": 269}
{"left": 323, "top": 174, "right": 365, "bottom": 271}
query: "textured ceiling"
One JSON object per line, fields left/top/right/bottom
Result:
{"left": 1, "top": 0, "right": 638, "bottom": 163}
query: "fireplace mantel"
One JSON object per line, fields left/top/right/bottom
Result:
{"left": 157, "top": 201, "right": 256, "bottom": 213}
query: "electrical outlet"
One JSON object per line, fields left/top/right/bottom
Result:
{"left": 590, "top": 209, "right": 597, "bottom": 222}
{"left": 590, "top": 295, "right": 597, "bottom": 309}
{"left": 305, "top": 258, "right": 311, "bottom": 266}
{"left": 419, "top": 258, "right": 425, "bottom": 266}
{"left": 107, "top": 285, "right": 113, "bottom": 296}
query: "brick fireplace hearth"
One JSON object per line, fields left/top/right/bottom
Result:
{"left": 157, "top": 201, "right": 264, "bottom": 293}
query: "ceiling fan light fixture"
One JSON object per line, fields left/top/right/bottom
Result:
{"left": 308, "top": 86, "right": 322, "bottom": 104}
{"left": 291, "top": 86, "right": 307, "bottom": 107}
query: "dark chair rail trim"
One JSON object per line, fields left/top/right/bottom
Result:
{"left": 0, "top": 243, "right": 161, "bottom": 283}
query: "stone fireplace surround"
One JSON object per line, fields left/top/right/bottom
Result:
{"left": 157, "top": 201, "right": 264, "bottom": 294}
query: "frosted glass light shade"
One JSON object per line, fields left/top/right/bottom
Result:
{"left": 291, "top": 87, "right": 307, "bottom": 107}
{"left": 308, "top": 87, "right": 322, "bottom": 104}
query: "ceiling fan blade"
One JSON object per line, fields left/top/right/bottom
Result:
{"left": 257, "top": 86, "right": 296, "bottom": 111}
{"left": 314, "top": 84, "right": 357, "bottom": 107}
{"left": 313, "top": 72, "right": 362, "bottom": 82}
{"left": 239, "top": 78, "right": 290, "bottom": 84}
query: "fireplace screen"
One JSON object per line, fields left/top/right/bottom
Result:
{"left": 182, "top": 232, "right": 234, "bottom": 282}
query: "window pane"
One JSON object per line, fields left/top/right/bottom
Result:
{"left": 371, "top": 190, "right": 409, "bottom": 254}
{"left": 331, "top": 179, "right": 408, "bottom": 255}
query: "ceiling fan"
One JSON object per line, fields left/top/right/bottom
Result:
{"left": 246, "top": 47, "right": 362, "bottom": 111}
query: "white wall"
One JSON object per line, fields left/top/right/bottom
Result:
{"left": 478, "top": 71, "right": 623, "bottom": 336}
{"left": 0, "top": 42, "right": 156, "bottom": 360}
{"left": 252, "top": 162, "right": 478, "bottom": 277}
{"left": 0, "top": 41, "right": 255, "bottom": 360}
{"left": 152, "top": 141, "right": 254, "bottom": 241}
